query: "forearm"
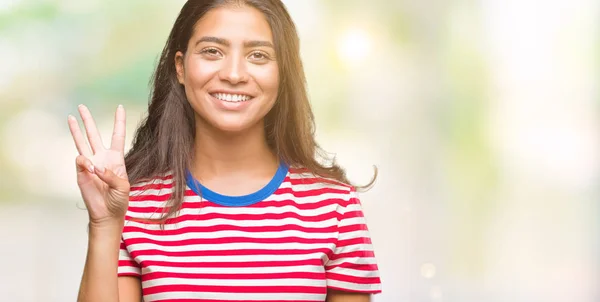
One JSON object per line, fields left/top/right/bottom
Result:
{"left": 78, "top": 221, "right": 124, "bottom": 302}
{"left": 326, "top": 289, "right": 371, "bottom": 302}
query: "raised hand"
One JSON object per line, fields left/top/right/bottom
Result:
{"left": 68, "top": 104, "right": 130, "bottom": 226}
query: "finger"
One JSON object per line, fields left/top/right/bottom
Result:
{"left": 68, "top": 115, "right": 92, "bottom": 157}
{"left": 75, "top": 155, "right": 95, "bottom": 174}
{"left": 78, "top": 104, "right": 105, "bottom": 154}
{"left": 95, "top": 165, "right": 130, "bottom": 192}
{"left": 110, "top": 104, "right": 126, "bottom": 152}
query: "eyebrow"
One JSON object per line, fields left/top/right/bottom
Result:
{"left": 195, "top": 36, "right": 274, "bottom": 48}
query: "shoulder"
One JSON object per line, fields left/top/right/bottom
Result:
{"left": 127, "top": 172, "right": 174, "bottom": 215}
{"left": 129, "top": 172, "right": 174, "bottom": 198}
{"left": 284, "top": 166, "right": 358, "bottom": 206}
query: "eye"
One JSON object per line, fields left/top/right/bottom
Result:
{"left": 248, "top": 51, "right": 270, "bottom": 62}
{"left": 200, "top": 47, "right": 222, "bottom": 58}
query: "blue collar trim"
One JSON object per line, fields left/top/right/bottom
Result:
{"left": 185, "top": 161, "right": 289, "bottom": 207}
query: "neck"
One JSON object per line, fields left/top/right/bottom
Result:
{"left": 191, "top": 118, "right": 278, "bottom": 178}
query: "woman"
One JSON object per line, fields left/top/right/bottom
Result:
{"left": 68, "top": 0, "right": 381, "bottom": 301}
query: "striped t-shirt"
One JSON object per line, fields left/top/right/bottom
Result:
{"left": 118, "top": 163, "right": 381, "bottom": 301}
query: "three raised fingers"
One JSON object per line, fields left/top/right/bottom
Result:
{"left": 68, "top": 104, "right": 126, "bottom": 156}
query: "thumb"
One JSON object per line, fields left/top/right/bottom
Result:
{"left": 94, "top": 166, "right": 130, "bottom": 192}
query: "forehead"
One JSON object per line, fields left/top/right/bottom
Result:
{"left": 192, "top": 6, "right": 274, "bottom": 43}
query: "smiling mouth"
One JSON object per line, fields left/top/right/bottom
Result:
{"left": 210, "top": 93, "right": 254, "bottom": 103}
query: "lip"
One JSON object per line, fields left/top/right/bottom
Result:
{"left": 208, "top": 89, "right": 256, "bottom": 98}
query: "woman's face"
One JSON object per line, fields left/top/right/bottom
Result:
{"left": 175, "top": 5, "right": 279, "bottom": 133}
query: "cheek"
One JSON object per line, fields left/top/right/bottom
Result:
{"left": 185, "top": 57, "right": 218, "bottom": 86}
{"left": 252, "top": 64, "right": 279, "bottom": 96}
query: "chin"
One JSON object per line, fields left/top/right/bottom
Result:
{"left": 214, "top": 124, "right": 250, "bottom": 133}
{"left": 209, "top": 118, "right": 259, "bottom": 134}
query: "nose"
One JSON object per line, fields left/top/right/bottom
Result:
{"left": 218, "top": 54, "right": 249, "bottom": 84}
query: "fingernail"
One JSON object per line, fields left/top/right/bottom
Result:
{"left": 68, "top": 115, "right": 75, "bottom": 121}
{"left": 78, "top": 104, "right": 84, "bottom": 108}
{"left": 118, "top": 104, "right": 123, "bottom": 109}
{"left": 96, "top": 166, "right": 105, "bottom": 174}
{"left": 88, "top": 165, "right": 94, "bottom": 173}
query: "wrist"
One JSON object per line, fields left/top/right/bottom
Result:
{"left": 88, "top": 218, "right": 124, "bottom": 236}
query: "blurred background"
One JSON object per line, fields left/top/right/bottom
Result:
{"left": 0, "top": 0, "right": 598, "bottom": 301}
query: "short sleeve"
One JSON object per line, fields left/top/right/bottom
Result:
{"left": 117, "top": 237, "right": 141, "bottom": 277}
{"left": 325, "top": 190, "right": 382, "bottom": 293}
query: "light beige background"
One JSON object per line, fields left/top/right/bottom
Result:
{"left": 0, "top": 0, "right": 598, "bottom": 301}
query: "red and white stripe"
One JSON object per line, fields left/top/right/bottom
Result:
{"left": 118, "top": 168, "right": 381, "bottom": 301}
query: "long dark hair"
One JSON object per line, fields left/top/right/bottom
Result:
{"left": 125, "top": 0, "right": 376, "bottom": 221}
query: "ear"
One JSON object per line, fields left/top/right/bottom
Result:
{"left": 175, "top": 51, "right": 185, "bottom": 84}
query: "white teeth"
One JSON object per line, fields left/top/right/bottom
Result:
{"left": 212, "top": 93, "right": 251, "bottom": 102}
